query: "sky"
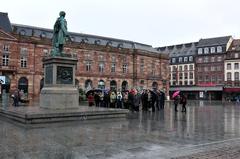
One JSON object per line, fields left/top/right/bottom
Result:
{"left": 1, "top": 0, "right": 240, "bottom": 47}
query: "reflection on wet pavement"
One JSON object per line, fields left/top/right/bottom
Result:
{"left": 1, "top": 99, "right": 240, "bottom": 158}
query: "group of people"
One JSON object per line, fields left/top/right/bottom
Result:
{"left": 87, "top": 89, "right": 166, "bottom": 112}
{"left": 173, "top": 94, "right": 187, "bottom": 112}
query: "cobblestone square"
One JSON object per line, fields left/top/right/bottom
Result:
{"left": 1, "top": 100, "right": 240, "bottom": 158}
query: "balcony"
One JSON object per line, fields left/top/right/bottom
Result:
{"left": 0, "top": 65, "right": 17, "bottom": 72}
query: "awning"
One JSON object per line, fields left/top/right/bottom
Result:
{"left": 224, "top": 88, "right": 240, "bottom": 93}
{"left": 170, "top": 86, "right": 223, "bottom": 91}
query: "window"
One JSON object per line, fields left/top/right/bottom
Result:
{"left": 211, "top": 56, "right": 215, "bottom": 62}
{"left": 86, "top": 61, "right": 91, "bottom": 71}
{"left": 98, "top": 55, "right": 104, "bottom": 61}
{"left": 179, "top": 57, "right": 183, "bottom": 62}
{"left": 189, "top": 65, "right": 193, "bottom": 70}
{"left": 210, "top": 47, "right": 215, "bottom": 53}
{"left": 205, "top": 75, "right": 209, "bottom": 82}
{"left": 184, "top": 81, "right": 188, "bottom": 85}
{"left": 111, "top": 63, "right": 116, "bottom": 73}
{"left": 198, "top": 75, "right": 203, "bottom": 81}
{"left": 217, "top": 56, "right": 222, "bottom": 62}
{"left": 179, "top": 81, "right": 182, "bottom": 85}
{"left": 204, "top": 57, "right": 209, "bottom": 63}
{"left": 179, "top": 73, "right": 183, "bottom": 79}
{"left": 218, "top": 75, "right": 222, "bottom": 82}
{"left": 189, "top": 56, "right": 193, "bottom": 62}
{"left": 43, "top": 49, "right": 49, "bottom": 56}
{"left": 198, "top": 67, "right": 202, "bottom": 72}
{"left": 204, "top": 66, "right": 208, "bottom": 72}
{"left": 184, "top": 65, "right": 188, "bottom": 70}
{"left": 234, "top": 63, "right": 239, "bottom": 70}
{"left": 217, "top": 66, "right": 221, "bottom": 71}
{"left": 184, "top": 73, "right": 188, "bottom": 79}
{"left": 172, "top": 58, "right": 176, "bottom": 63}
{"left": 20, "top": 56, "right": 27, "bottom": 68}
{"left": 217, "top": 46, "right": 222, "bottom": 53}
{"left": 211, "top": 66, "right": 215, "bottom": 71}
{"left": 234, "top": 53, "right": 239, "bottom": 58}
{"left": 2, "top": 54, "right": 9, "bottom": 66}
{"left": 85, "top": 53, "right": 91, "bottom": 60}
{"left": 227, "top": 72, "right": 232, "bottom": 81}
{"left": 190, "top": 81, "right": 193, "bottom": 85}
{"left": 112, "top": 55, "right": 116, "bottom": 62}
{"left": 204, "top": 47, "right": 209, "bottom": 54}
{"left": 99, "top": 63, "right": 104, "bottom": 72}
{"left": 198, "top": 57, "right": 203, "bottom": 63}
{"left": 235, "top": 72, "right": 239, "bottom": 81}
{"left": 189, "top": 72, "right": 193, "bottom": 79}
{"left": 122, "top": 64, "right": 128, "bottom": 73}
{"left": 184, "top": 57, "right": 188, "bottom": 62}
{"left": 227, "top": 63, "right": 231, "bottom": 70}
{"left": 3, "top": 45, "right": 10, "bottom": 52}
{"left": 172, "top": 73, "right": 176, "bottom": 80}
{"left": 198, "top": 48, "right": 203, "bottom": 54}
{"left": 179, "top": 66, "right": 182, "bottom": 71}
{"left": 211, "top": 76, "right": 216, "bottom": 82}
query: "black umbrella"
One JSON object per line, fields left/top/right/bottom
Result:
{"left": 85, "top": 88, "right": 103, "bottom": 97}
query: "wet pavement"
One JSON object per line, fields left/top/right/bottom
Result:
{"left": 1, "top": 98, "right": 240, "bottom": 158}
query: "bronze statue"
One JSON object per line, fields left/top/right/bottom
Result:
{"left": 51, "top": 11, "right": 70, "bottom": 56}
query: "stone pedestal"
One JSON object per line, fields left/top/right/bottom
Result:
{"left": 40, "top": 56, "right": 79, "bottom": 109}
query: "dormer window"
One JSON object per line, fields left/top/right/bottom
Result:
{"left": 217, "top": 46, "right": 222, "bottom": 53}
{"left": 189, "top": 56, "right": 193, "bottom": 62}
{"left": 40, "top": 32, "right": 46, "bottom": 38}
{"left": 179, "top": 57, "right": 183, "bottom": 62}
{"left": 118, "top": 43, "right": 123, "bottom": 48}
{"left": 19, "top": 30, "right": 26, "bottom": 36}
{"left": 198, "top": 48, "right": 203, "bottom": 54}
{"left": 172, "top": 58, "right": 176, "bottom": 63}
{"left": 106, "top": 41, "right": 112, "bottom": 47}
{"left": 204, "top": 47, "right": 209, "bottom": 54}
{"left": 210, "top": 47, "right": 215, "bottom": 53}
{"left": 184, "top": 57, "right": 188, "bottom": 62}
{"left": 94, "top": 40, "right": 101, "bottom": 45}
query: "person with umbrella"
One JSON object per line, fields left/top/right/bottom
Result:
{"left": 172, "top": 91, "right": 180, "bottom": 112}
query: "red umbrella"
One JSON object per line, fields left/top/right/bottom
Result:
{"left": 172, "top": 90, "right": 180, "bottom": 98}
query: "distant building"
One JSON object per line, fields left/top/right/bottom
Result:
{"left": 224, "top": 39, "right": 240, "bottom": 101}
{"left": 157, "top": 42, "right": 197, "bottom": 99}
{"left": 0, "top": 12, "right": 169, "bottom": 98}
{"left": 195, "top": 36, "right": 233, "bottom": 100}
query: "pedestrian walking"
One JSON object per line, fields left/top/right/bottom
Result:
{"left": 87, "top": 93, "right": 94, "bottom": 106}
{"left": 174, "top": 95, "right": 180, "bottom": 112}
{"left": 180, "top": 94, "right": 187, "bottom": 112}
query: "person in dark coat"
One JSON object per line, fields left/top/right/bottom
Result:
{"left": 160, "top": 91, "right": 165, "bottom": 109}
{"left": 94, "top": 92, "right": 100, "bottom": 107}
{"left": 141, "top": 90, "right": 148, "bottom": 111}
{"left": 104, "top": 92, "right": 110, "bottom": 107}
{"left": 151, "top": 91, "right": 157, "bottom": 112}
{"left": 134, "top": 92, "right": 141, "bottom": 112}
{"left": 174, "top": 95, "right": 180, "bottom": 112}
{"left": 181, "top": 94, "right": 187, "bottom": 112}
{"left": 156, "top": 90, "right": 161, "bottom": 111}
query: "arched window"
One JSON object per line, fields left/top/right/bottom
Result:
{"left": 18, "top": 77, "right": 28, "bottom": 93}
{"left": 110, "top": 80, "right": 117, "bottom": 91}
{"left": 98, "top": 80, "right": 105, "bottom": 89}
{"left": 85, "top": 79, "right": 92, "bottom": 90}
{"left": 122, "top": 81, "right": 128, "bottom": 91}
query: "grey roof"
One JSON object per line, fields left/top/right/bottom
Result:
{"left": 156, "top": 42, "right": 198, "bottom": 57}
{"left": 0, "top": 12, "right": 12, "bottom": 32}
{"left": 11, "top": 23, "right": 160, "bottom": 53}
{"left": 197, "top": 36, "right": 232, "bottom": 47}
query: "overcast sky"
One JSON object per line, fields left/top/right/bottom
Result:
{"left": 1, "top": 0, "right": 240, "bottom": 47}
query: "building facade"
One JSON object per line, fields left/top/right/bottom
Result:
{"left": 195, "top": 36, "right": 233, "bottom": 100}
{"left": 0, "top": 13, "right": 169, "bottom": 98}
{"left": 224, "top": 39, "right": 240, "bottom": 101}
{"left": 157, "top": 42, "right": 197, "bottom": 99}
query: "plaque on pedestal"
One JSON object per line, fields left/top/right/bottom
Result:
{"left": 40, "top": 56, "right": 79, "bottom": 109}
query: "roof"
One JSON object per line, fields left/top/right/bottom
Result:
{"left": 0, "top": 12, "right": 12, "bottom": 32}
{"left": 228, "top": 39, "right": 240, "bottom": 52}
{"left": 11, "top": 23, "right": 160, "bottom": 54}
{"left": 156, "top": 42, "right": 198, "bottom": 57}
{"left": 197, "top": 36, "right": 232, "bottom": 47}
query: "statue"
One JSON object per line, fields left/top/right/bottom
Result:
{"left": 51, "top": 11, "right": 70, "bottom": 56}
